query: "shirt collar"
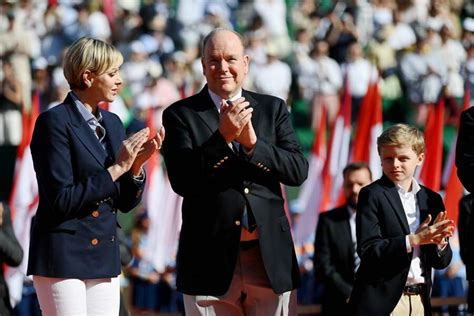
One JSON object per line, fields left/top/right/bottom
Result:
{"left": 396, "top": 178, "right": 421, "bottom": 195}
{"left": 207, "top": 88, "right": 242, "bottom": 112}
{"left": 70, "top": 91, "right": 103, "bottom": 127}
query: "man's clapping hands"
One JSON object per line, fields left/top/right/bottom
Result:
{"left": 218, "top": 97, "right": 256, "bottom": 151}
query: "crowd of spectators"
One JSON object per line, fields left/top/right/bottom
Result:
{"left": 1, "top": 0, "right": 474, "bottom": 142}
{"left": 1, "top": 0, "right": 474, "bottom": 313}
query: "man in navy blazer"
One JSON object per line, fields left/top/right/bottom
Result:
{"left": 458, "top": 194, "right": 474, "bottom": 313}
{"left": 162, "top": 29, "right": 308, "bottom": 315}
{"left": 456, "top": 106, "right": 474, "bottom": 313}
{"left": 456, "top": 106, "right": 474, "bottom": 193}
{"left": 314, "top": 162, "right": 372, "bottom": 315}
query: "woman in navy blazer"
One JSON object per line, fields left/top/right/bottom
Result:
{"left": 27, "top": 37, "right": 164, "bottom": 315}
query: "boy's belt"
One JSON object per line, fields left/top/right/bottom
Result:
{"left": 403, "top": 283, "right": 425, "bottom": 296}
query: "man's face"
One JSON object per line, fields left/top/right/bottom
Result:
{"left": 380, "top": 145, "right": 424, "bottom": 190}
{"left": 201, "top": 30, "right": 249, "bottom": 99}
{"left": 343, "top": 168, "right": 372, "bottom": 208}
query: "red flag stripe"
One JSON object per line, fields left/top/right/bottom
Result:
{"left": 419, "top": 99, "right": 445, "bottom": 191}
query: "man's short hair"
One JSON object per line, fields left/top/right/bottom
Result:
{"left": 201, "top": 28, "right": 244, "bottom": 57}
{"left": 63, "top": 37, "right": 123, "bottom": 90}
{"left": 343, "top": 162, "right": 372, "bottom": 180}
{"left": 377, "top": 123, "right": 425, "bottom": 155}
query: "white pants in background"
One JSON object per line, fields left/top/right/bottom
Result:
{"left": 33, "top": 275, "right": 120, "bottom": 316}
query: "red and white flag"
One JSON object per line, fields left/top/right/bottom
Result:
{"left": 442, "top": 135, "right": 463, "bottom": 227}
{"left": 351, "top": 77, "right": 383, "bottom": 179}
{"left": 143, "top": 157, "right": 183, "bottom": 273}
{"left": 320, "top": 81, "right": 352, "bottom": 211}
{"left": 143, "top": 108, "right": 182, "bottom": 273}
{"left": 418, "top": 99, "right": 445, "bottom": 191}
{"left": 5, "top": 91, "right": 40, "bottom": 307}
{"left": 292, "top": 107, "right": 327, "bottom": 245}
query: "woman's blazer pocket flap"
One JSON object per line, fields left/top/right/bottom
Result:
{"left": 279, "top": 215, "right": 290, "bottom": 231}
{"left": 51, "top": 219, "right": 78, "bottom": 232}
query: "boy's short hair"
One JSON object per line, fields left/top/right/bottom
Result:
{"left": 63, "top": 37, "right": 123, "bottom": 90}
{"left": 377, "top": 123, "right": 425, "bottom": 155}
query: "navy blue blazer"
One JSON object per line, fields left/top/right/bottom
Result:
{"left": 162, "top": 87, "right": 308, "bottom": 295}
{"left": 314, "top": 205, "right": 355, "bottom": 316}
{"left": 27, "top": 94, "right": 145, "bottom": 279}
{"left": 456, "top": 106, "right": 474, "bottom": 192}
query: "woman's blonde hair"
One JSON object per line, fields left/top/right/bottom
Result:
{"left": 63, "top": 37, "right": 123, "bottom": 90}
{"left": 377, "top": 123, "right": 425, "bottom": 155}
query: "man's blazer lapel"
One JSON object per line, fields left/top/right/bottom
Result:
{"left": 381, "top": 176, "right": 410, "bottom": 234}
{"left": 242, "top": 90, "right": 261, "bottom": 133}
{"left": 66, "top": 95, "right": 108, "bottom": 166}
{"left": 194, "top": 88, "right": 264, "bottom": 136}
{"left": 195, "top": 88, "right": 220, "bottom": 133}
